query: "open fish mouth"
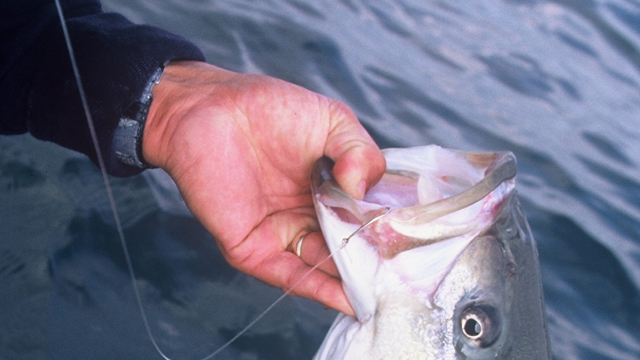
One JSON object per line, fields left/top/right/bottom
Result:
{"left": 311, "top": 145, "right": 549, "bottom": 360}
{"left": 312, "top": 147, "right": 516, "bottom": 259}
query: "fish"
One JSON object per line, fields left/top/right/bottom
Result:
{"left": 311, "top": 145, "right": 550, "bottom": 360}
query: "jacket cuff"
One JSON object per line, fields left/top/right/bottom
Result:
{"left": 24, "top": 12, "right": 205, "bottom": 177}
{"left": 113, "top": 66, "right": 164, "bottom": 169}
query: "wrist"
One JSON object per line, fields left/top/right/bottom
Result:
{"left": 142, "top": 62, "right": 188, "bottom": 169}
{"left": 113, "top": 66, "right": 164, "bottom": 169}
{"left": 142, "top": 61, "right": 239, "bottom": 170}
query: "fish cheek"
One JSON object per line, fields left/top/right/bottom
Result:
{"left": 370, "top": 293, "right": 437, "bottom": 360}
{"left": 444, "top": 235, "right": 511, "bottom": 359}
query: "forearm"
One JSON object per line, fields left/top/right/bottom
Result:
{"left": 0, "top": 0, "right": 205, "bottom": 176}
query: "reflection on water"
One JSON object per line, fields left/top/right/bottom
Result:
{"left": 2, "top": 0, "right": 640, "bottom": 359}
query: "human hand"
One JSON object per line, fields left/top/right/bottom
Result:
{"left": 142, "top": 61, "right": 385, "bottom": 315}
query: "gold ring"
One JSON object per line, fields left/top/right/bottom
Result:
{"left": 294, "top": 229, "right": 319, "bottom": 258}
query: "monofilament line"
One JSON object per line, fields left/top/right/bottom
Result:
{"left": 53, "top": 1, "right": 170, "bottom": 359}
{"left": 210, "top": 207, "right": 392, "bottom": 358}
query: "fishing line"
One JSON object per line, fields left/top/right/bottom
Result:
{"left": 54, "top": 1, "right": 170, "bottom": 359}
{"left": 54, "top": 1, "right": 391, "bottom": 359}
{"left": 202, "top": 206, "right": 392, "bottom": 359}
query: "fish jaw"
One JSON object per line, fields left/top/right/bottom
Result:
{"left": 312, "top": 192, "right": 382, "bottom": 320}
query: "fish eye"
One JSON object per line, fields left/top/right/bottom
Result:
{"left": 460, "top": 306, "right": 501, "bottom": 347}
{"left": 462, "top": 314, "right": 483, "bottom": 338}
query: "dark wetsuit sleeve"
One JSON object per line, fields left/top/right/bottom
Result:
{"left": 0, "top": 0, "right": 205, "bottom": 177}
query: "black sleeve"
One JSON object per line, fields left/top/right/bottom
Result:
{"left": 0, "top": 0, "right": 206, "bottom": 177}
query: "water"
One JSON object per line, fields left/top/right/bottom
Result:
{"left": 2, "top": 0, "right": 639, "bottom": 359}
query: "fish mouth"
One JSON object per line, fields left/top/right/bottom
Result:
{"left": 384, "top": 151, "right": 516, "bottom": 224}
{"left": 312, "top": 147, "right": 517, "bottom": 259}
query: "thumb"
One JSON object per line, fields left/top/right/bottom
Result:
{"left": 323, "top": 101, "right": 386, "bottom": 200}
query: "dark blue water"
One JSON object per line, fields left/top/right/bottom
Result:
{"left": 2, "top": 0, "right": 639, "bottom": 359}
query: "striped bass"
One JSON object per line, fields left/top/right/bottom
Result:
{"left": 311, "top": 145, "right": 550, "bottom": 360}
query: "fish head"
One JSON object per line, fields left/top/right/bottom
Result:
{"left": 433, "top": 192, "right": 550, "bottom": 359}
{"left": 312, "top": 145, "right": 549, "bottom": 360}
